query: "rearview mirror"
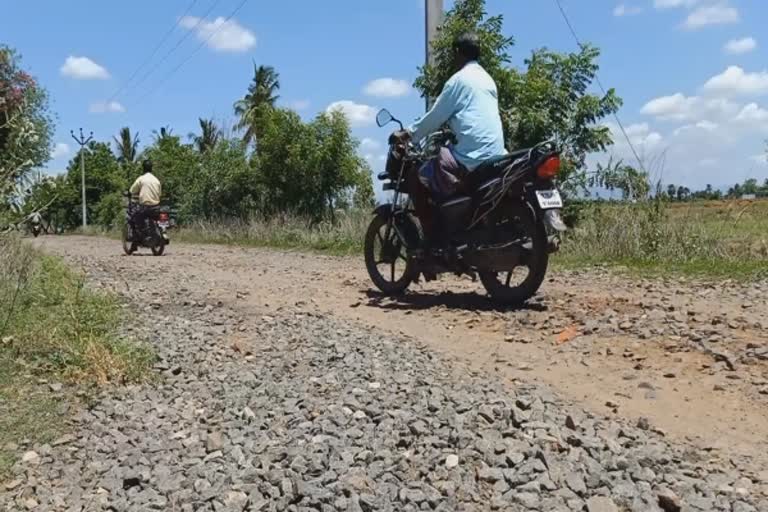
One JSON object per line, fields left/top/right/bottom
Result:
{"left": 376, "top": 109, "right": 394, "bottom": 127}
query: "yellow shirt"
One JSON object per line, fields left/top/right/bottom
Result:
{"left": 129, "top": 172, "right": 162, "bottom": 206}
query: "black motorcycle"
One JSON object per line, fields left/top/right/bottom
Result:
{"left": 122, "top": 193, "right": 169, "bottom": 256}
{"left": 364, "top": 109, "right": 567, "bottom": 305}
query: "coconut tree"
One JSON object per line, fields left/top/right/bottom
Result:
{"left": 233, "top": 64, "right": 280, "bottom": 146}
{"left": 113, "top": 127, "right": 140, "bottom": 164}
{"left": 190, "top": 118, "right": 220, "bottom": 154}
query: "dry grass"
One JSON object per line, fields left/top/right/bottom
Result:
{"left": 173, "top": 211, "right": 370, "bottom": 256}
{"left": 558, "top": 200, "right": 768, "bottom": 278}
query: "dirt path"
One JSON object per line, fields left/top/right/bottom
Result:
{"left": 37, "top": 236, "right": 768, "bottom": 467}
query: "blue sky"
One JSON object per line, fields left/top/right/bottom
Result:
{"left": 5, "top": 0, "right": 768, "bottom": 193}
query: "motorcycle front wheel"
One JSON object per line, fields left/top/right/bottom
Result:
{"left": 478, "top": 203, "right": 549, "bottom": 306}
{"left": 122, "top": 223, "right": 136, "bottom": 255}
{"left": 364, "top": 212, "right": 419, "bottom": 296}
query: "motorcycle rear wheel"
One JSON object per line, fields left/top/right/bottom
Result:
{"left": 364, "top": 212, "right": 419, "bottom": 295}
{"left": 151, "top": 240, "right": 165, "bottom": 256}
{"left": 478, "top": 204, "right": 549, "bottom": 306}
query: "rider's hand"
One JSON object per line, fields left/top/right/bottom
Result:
{"left": 389, "top": 129, "right": 411, "bottom": 145}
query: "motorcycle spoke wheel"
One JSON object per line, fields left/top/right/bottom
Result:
{"left": 364, "top": 213, "right": 418, "bottom": 296}
{"left": 479, "top": 206, "right": 548, "bottom": 306}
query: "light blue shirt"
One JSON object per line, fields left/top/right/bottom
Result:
{"left": 409, "top": 61, "right": 507, "bottom": 171}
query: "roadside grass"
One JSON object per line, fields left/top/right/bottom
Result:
{"left": 0, "top": 237, "right": 154, "bottom": 478}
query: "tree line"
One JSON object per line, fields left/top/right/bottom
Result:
{"left": 18, "top": 61, "right": 374, "bottom": 231}
{"left": 8, "top": 0, "right": 765, "bottom": 233}
{"left": 662, "top": 178, "right": 768, "bottom": 202}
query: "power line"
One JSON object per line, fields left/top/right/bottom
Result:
{"left": 552, "top": 0, "right": 648, "bottom": 175}
{"left": 123, "top": 0, "right": 225, "bottom": 101}
{"left": 140, "top": 0, "right": 250, "bottom": 99}
{"left": 106, "top": 0, "right": 201, "bottom": 104}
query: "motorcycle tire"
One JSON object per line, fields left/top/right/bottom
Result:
{"left": 478, "top": 203, "right": 549, "bottom": 306}
{"left": 32, "top": 229, "right": 40, "bottom": 238}
{"left": 122, "top": 223, "right": 136, "bottom": 255}
{"left": 364, "top": 212, "right": 419, "bottom": 296}
{"left": 151, "top": 240, "right": 165, "bottom": 256}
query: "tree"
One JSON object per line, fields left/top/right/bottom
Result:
{"left": 190, "top": 118, "right": 221, "bottom": 154}
{"left": 0, "top": 45, "right": 53, "bottom": 213}
{"left": 113, "top": 127, "right": 140, "bottom": 165}
{"left": 153, "top": 126, "right": 174, "bottom": 143}
{"left": 234, "top": 64, "right": 280, "bottom": 146}
{"left": 256, "top": 108, "right": 372, "bottom": 220}
{"left": 666, "top": 184, "right": 676, "bottom": 200}
{"left": 590, "top": 158, "right": 650, "bottom": 201}
{"left": 413, "top": 0, "right": 621, "bottom": 196}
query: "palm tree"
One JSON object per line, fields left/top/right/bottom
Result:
{"left": 152, "top": 126, "right": 175, "bottom": 143}
{"left": 191, "top": 118, "right": 221, "bottom": 154}
{"left": 233, "top": 63, "right": 280, "bottom": 146}
{"left": 113, "top": 127, "right": 140, "bottom": 164}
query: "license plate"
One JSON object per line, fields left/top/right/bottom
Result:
{"left": 535, "top": 189, "right": 563, "bottom": 209}
{"left": 158, "top": 222, "right": 169, "bottom": 229}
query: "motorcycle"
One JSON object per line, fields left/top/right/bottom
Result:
{"left": 364, "top": 109, "right": 568, "bottom": 305}
{"left": 30, "top": 222, "right": 42, "bottom": 238}
{"left": 121, "top": 192, "right": 169, "bottom": 256}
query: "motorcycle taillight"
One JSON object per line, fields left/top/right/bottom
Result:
{"left": 159, "top": 213, "right": 169, "bottom": 221}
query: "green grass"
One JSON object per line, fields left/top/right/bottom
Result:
{"left": 557, "top": 200, "right": 768, "bottom": 280}
{"left": 0, "top": 237, "right": 154, "bottom": 477}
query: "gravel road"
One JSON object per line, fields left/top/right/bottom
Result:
{"left": 2, "top": 236, "right": 767, "bottom": 511}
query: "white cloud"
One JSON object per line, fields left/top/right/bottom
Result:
{"left": 673, "top": 120, "right": 719, "bottom": 136}
{"left": 724, "top": 37, "right": 757, "bottom": 55}
{"left": 605, "top": 122, "right": 664, "bottom": 151}
{"left": 60, "top": 56, "right": 110, "bottom": 80}
{"left": 363, "top": 78, "right": 411, "bottom": 98}
{"left": 360, "top": 138, "right": 381, "bottom": 152}
{"left": 179, "top": 16, "right": 256, "bottom": 52}
{"left": 326, "top": 100, "right": 377, "bottom": 127}
{"left": 613, "top": 4, "right": 642, "bottom": 17}
{"left": 734, "top": 103, "right": 768, "bottom": 123}
{"left": 50, "top": 143, "right": 70, "bottom": 159}
{"left": 89, "top": 101, "right": 125, "bottom": 113}
{"left": 654, "top": 0, "right": 699, "bottom": 8}
{"left": 750, "top": 154, "right": 767, "bottom": 166}
{"left": 703, "top": 66, "right": 768, "bottom": 97}
{"left": 641, "top": 93, "right": 739, "bottom": 122}
{"left": 683, "top": 4, "right": 739, "bottom": 30}
{"left": 288, "top": 99, "right": 310, "bottom": 111}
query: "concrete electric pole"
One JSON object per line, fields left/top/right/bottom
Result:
{"left": 70, "top": 128, "right": 93, "bottom": 229}
{"left": 425, "top": 0, "right": 444, "bottom": 111}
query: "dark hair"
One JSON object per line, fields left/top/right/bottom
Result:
{"left": 142, "top": 159, "right": 153, "bottom": 174}
{"left": 454, "top": 32, "right": 480, "bottom": 61}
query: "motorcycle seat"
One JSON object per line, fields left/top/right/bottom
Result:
{"left": 461, "top": 148, "right": 531, "bottom": 193}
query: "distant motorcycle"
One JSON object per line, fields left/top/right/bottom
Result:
{"left": 122, "top": 193, "right": 169, "bottom": 256}
{"left": 30, "top": 223, "right": 42, "bottom": 238}
{"left": 364, "top": 109, "right": 567, "bottom": 305}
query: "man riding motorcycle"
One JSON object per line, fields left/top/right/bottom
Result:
{"left": 392, "top": 31, "right": 507, "bottom": 251}
{"left": 128, "top": 159, "right": 162, "bottom": 236}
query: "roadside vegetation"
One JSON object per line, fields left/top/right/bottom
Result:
{"left": 0, "top": 45, "right": 153, "bottom": 477}
{"left": 0, "top": 237, "right": 154, "bottom": 476}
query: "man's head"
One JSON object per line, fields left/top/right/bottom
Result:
{"left": 142, "top": 159, "right": 153, "bottom": 174}
{"left": 453, "top": 32, "right": 481, "bottom": 71}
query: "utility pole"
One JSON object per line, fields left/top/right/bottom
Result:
{"left": 425, "top": 0, "right": 444, "bottom": 111}
{"left": 70, "top": 128, "right": 93, "bottom": 229}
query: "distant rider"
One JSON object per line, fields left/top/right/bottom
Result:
{"left": 129, "top": 159, "right": 162, "bottom": 232}
{"left": 391, "top": 32, "right": 507, "bottom": 249}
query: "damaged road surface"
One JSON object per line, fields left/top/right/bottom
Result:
{"left": 3, "top": 236, "right": 767, "bottom": 511}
